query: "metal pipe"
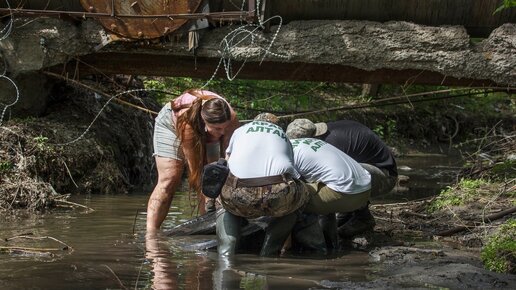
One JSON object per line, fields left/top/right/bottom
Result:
{"left": 0, "top": 8, "right": 254, "bottom": 21}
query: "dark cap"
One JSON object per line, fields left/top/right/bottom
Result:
{"left": 286, "top": 118, "right": 327, "bottom": 139}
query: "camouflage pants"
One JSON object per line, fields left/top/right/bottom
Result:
{"left": 220, "top": 177, "right": 309, "bottom": 219}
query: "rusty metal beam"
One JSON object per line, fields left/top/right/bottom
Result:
{"left": 0, "top": 8, "right": 255, "bottom": 21}
{"left": 49, "top": 53, "right": 498, "bottom": 87}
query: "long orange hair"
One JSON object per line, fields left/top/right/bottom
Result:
{"left": 173, "top": 90, "right": 231, "bottom": 193}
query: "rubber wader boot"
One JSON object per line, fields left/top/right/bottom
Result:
{"left": 260, "top": 212, "right": 297, "bottom": 257}
{"left": 319, "top": 213, "right": 339, "bottom": 250}
{"left": 216, "top": 210, "right": 243, "bottom": 256}
{"left": 337, "top": 204, "right": 376, "bottom": 238}
{"left": 336, "top": 212, "right": 353, "bottom": 227}
{"left": 292, "top": 213, "right": 327, "bottom": 254}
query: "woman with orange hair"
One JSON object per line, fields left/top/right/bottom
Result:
{"left": 147, "top": 89, "right": 240, "bottom": 232}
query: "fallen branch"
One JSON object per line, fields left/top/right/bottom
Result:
{"left": 0, "top": 246, "right": 62, "bottom": 252}
{"left": 435, "top": 206, "right": 516, "bottom": 236}
{"left": 391, "top": 246, "right": 445, "bottom": 256}
{"left": 5, "top": 235, "right": 73, "bottom": 251}
{"left": 55, "top": 199, "right": 95, "bottom": 212}
{"left": 371, "top": 198, "right": 431, "bottom": 208}
{"left": 0, "top": 247, "right": 55, "bottom": 257}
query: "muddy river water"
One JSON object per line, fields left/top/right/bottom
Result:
{"left": 0, "top": 153, "right": 470, "bottom": 289}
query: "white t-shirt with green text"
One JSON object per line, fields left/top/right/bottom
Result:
{"left": 226, "top": 121, "right": 301, "bottom": 179}
{"left": 292, "top": 138, "right": 371, "bottom": 194}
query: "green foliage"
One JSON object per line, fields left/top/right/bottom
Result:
{"left": 143, "top": 79, "right": 173, "bottom": 104}
{"left": 373, "top": 119, "right": 397, "bottom": 140}
{"left": 0, "top": 160, "right": 13, "bottom": 172}
{"left": 142, "top": 77, "right": 514, "bottom": 144}
{"left": 33, "top": 135, "right": 50, "bottom": 151}
{"left": 239, "top": 273, "right": 267, "bottom": 290}
{"left": 144, "top": 76, "right": 350, "bottom": 121}
{"left": 428, "top": 178, "right": 487, "bottom": 212}
{"left": 491, "top": 160, "right": 516, "bottom": 180}
{"left": 481, "top": 219, "right": 516, "bottom": 273}
{"left": 494, "top": 0, "right": 516, "bottom": 14}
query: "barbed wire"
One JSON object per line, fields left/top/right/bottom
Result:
{"left": 0, "top": 0, "right": 14, "bottom": 40}
{"left": 51, "top": 88, "right": 166, "bottom": 147}
{"left": 0, "top": 51, "right": 19, "bottom": 126}
{"left": 201, "top": 0, "right": 287, "bottom": 87}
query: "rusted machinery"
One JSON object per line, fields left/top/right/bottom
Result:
{"left": 0, "top": 0, "right": 257, "bottom": 39}
{"left": 80, "top": 0, "right": 204, "bottom": 39}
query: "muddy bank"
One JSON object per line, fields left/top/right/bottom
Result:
{"left": 328, "top": 246, "right": 516, "bottom": 289}
{"left": 0, "top": 78, "right": 160, "bottom": 211}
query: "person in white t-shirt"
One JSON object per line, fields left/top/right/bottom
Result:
{"left": 216, "top": 113, "right": 310, "bottom": 256}
{"left": 291, "top": 137, "right": 372, "bottom": 250}
{"left": 292, "top": 138, "right": 371, "bottom": 214}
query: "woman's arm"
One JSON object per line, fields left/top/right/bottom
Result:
{"left": 180, "top": 123, "right": 198, "bottom": 172}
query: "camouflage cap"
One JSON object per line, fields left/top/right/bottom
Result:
{"left": 254, "top": 112, "right": 279, "bottom": 125}
{"left": 286, "top": 118, "right": 328, "bottom": 139}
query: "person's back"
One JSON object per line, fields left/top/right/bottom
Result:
{"left": 227, "top": 121, "right": 300, "bottom": 179}
{"left": 286, "top": 118, "right": 398, "bottom": 238}
{"left": 292, "top": 138, "right": 370, "bottom": 195}
{"left": 322, "top": 120, "right": 397, "bottom": 177}
{"left": 291, "top": 138, "right": 371, "bottom": 217}
{"left": 217, "top": 117, "right": 309, "bottom": 256}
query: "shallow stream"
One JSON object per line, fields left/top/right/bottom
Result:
{"left": 0, "top": 152, "right": 464, "bottom": 289}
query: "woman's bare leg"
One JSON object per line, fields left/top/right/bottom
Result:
{"left": 147, "top": 156, "right": 184, "bottom": 232}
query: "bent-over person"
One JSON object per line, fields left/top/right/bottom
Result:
{"left": 287, "top": 119, "right": 397, "bottom": 237}
{"left": 148, "top": 89, "right": 239, "bottom": 232}
{"left": 291, "top": 137, "right": 371, "bottom": 250}
{"left": 216, "top": 114, "right": 310, "bottom": 256}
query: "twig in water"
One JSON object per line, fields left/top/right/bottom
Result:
{"left": 103, "top": 264, "right": 128, "bottom": 290}
{"left": 55, "top": 200, "right": 95, "bottom": 212}
{"left": 132, "top": 209, "right": 140, "bottom": 235}
{"left": 134, "top": 258, "right": 145, "bottom": 290}
{"left": 6, "top": 235, "right": 73, "bottom": 251}
{"left": 0, "top": 246, "right": 62, "bottom": 252}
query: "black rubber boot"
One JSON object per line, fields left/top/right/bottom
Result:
{"left": 337, "top": 205, "right": 376, "bottom": 238}
{"left": 260, "top": 212, "right": 297, "bottom": 257}
{"left": 292, "top": 213, "right": 327, "bottom": 254}
{"left": 216, "top": 210, "right": 243, "bottom": 256}
{"left": 319, "top": 213, "right": 339, "bottom": 250}
{"left": 336, "top": 212, "right": 353, "bottom": 228}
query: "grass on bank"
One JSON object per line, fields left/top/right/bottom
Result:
{"left": 481, "top": 218, "right": 516, "bottom": 274}
{"left": 427, "top": 178, "right": 489, "bottom": 213}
